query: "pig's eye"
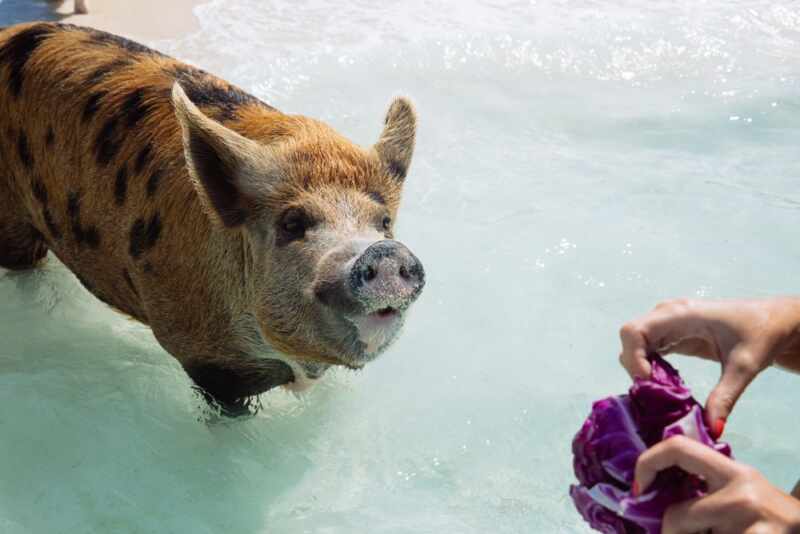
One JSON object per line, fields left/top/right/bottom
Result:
{"left": 283, "top": 216, "right": 304, "bottom": 234}
{"left": 277, "top": 208, "right": 312, "bottom": 244}
{"left": 381, "top": 215, "right": 392, "bottom": 231}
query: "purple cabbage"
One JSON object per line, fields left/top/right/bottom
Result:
{"left": 570, "top": 356, "right": 732, "bottom": 533}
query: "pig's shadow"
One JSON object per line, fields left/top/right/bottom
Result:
{"left": 0, "top": 266, "right": 334, "bottom": 533}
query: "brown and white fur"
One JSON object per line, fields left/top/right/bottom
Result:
{"left": 0, "top": 22, "right": 425, "bottom": 414}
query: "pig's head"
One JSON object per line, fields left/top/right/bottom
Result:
{"left": 172, "top": 84, "right": 425, "bottom": 370}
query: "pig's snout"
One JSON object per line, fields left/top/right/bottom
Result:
{"left": 349, "top": 240, "right": 425, "bottom": 309}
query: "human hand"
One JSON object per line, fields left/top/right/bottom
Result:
{"left": 619, "top": 298, "right": 800, "bottom": 434}
{"left": 633, "top": 435, "right": 800, "bottom": 534}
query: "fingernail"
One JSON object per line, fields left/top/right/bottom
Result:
{"left": 712, "top": 418, "right": 726, "bottom": 439}
{"left": 632, "top": 481, "right": 640, "bottom": 497}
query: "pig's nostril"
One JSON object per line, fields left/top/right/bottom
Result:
{"left": 399, "top": 265, "right": 410, "bottom": 280}
{"left": 363, "top": 265, "right": 376, "bottom": 282}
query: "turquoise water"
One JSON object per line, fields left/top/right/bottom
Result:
{"left": 2, "top": 1, "right": 800, "bottom": 532}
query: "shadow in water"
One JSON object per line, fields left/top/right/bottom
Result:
{"left": 0, "top": 0, "right": 65, "bottom": 25}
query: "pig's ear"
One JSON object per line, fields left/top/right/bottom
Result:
{"left": 172, "top": 83, "right": 277, "bottom": 228}
{"left": 374, "top": 97, "right": 416, "bottom": 182}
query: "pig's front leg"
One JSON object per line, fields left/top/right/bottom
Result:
{"left": 183, "top": 357, "right": 296, "bottom": 416}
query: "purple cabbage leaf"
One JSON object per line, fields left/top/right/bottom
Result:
{"left": 570, "top": 355, "right": 732, "bottom": 533}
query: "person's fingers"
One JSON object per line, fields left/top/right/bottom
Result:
{"left": 619, "top": 321, "right": 651, "bottom": 379}
{"left": 646, "top": 301, "right": 720, "bottom": 358}
{"left": 634, "top": 436, "right": 735, "bottom": 494}
{"left": 705, "top": 346, "right": 760, "bottom": 434}
{"left": 620, "top": 300, "right": 704, "bottom": 379}
{"left": 661, "top": 494, "right": 726, "bottom": 534}
{"left": 656, "top": 336, "right": 717, "bottom": 360}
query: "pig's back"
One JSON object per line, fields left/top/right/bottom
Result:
{"left": 0, "top": 22, "right": 273, "bottom": 322}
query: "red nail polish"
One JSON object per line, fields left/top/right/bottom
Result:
{"left": 712, "top": 418, "right": 726, "bottom": 439}
{"left": 632, "top": 481, "right": 640, "bottom": 497}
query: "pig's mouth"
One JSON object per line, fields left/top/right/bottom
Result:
{"left": 339, "top": 305, "right": 406, "bottom": 367}
{"left": 374, "top": 306, "right": 399, "bottom": 319}
{"left": 311, "top": 238, "right": 425, "bottom": 368}
{"left": 311, "top": 286, "right": 412, "bottom": 368}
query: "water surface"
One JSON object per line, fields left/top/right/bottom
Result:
{"left": 2, "top": 1, "right": 800, "bottom": 532}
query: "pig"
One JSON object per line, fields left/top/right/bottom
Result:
{"left": 0, "top": 22, "right": 425, "bottom": 414}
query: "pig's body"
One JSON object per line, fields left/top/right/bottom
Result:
{"left": 0, "top": 23, "right": 424, "bottom": 413}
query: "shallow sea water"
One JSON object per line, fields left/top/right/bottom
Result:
{"left": 2, "top": 1, "right": 800, "bottom": 532}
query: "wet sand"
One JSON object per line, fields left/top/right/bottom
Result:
{"left": 54, "top": 0, "right": 203, "bottom": 42}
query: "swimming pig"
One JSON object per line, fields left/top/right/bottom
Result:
{"left": 0, "top": 23, "right": 425, "bottom": 413}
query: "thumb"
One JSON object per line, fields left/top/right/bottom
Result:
{"left": 705, "top": 347, "right": 759, "bottom": 437}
